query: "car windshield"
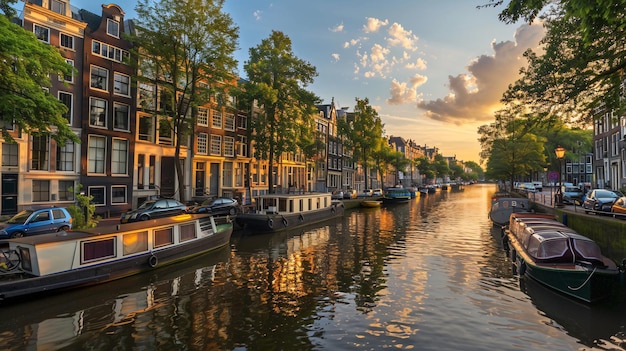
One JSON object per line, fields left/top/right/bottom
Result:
{"left": 7, "top": 210, "right": 34, "bottom": 224}
{"left": 596, "top": 190, "right": 618, "bottom": 198}
{"left": 137, "top": 200, "right": 156, "bottom": 210}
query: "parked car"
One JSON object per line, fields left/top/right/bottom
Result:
{"left": 357, "top": 189, "right": 373, "bottom": 198}
{"left": 611, "top": 197, "right": 626, "bottom": 216}
{"left": 561, "top": 185, "right": 584, "bottom": 205}
{"left": 372, "top": 189, "right": 383, "bottom": 196}
{"left": 582, "top": 189, "right": 621, "bottom": 214}
{"left": 120, "top": 198, "right": 188, "bottom": 223}
{"left": 331, "top": 190, "right": 344, "bottom": 200}
{"left": 532, "top": 181, "right": 543, "bottom": 192}
{"left": 518, "top": 182, "right": 536, "bottom": 194}
{"left": 187, "top": 197, "right": 241, "bottom": 216}
{"left": 343, "top": 189, "right": 358, "bottom": 199}
{"left": 0, "top": 207, "right": 72, "bottom": 239}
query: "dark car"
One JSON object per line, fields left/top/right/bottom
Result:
{"left": 0, "top": 207, "right": 72, "bottom": 239}
{"left": 562, "top": 185, "right": 584, "bottom": 205}
{"left": 120, "top": 198, "right": 187, "bottom": 223}
{"left": 582, "top": 189, "right": 621, "bottom": 213}
{"left": 187, "top": 197, "right": 240, "bottom": 216}
{"left": 331, "top": 190, "right": 344, "bottom": 200}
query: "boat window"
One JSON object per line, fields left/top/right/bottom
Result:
{"left": 19, "top": 247, "right": 32, "bottom": 272}
{"left": 82, "top": 238, "right": 116, "bottom": 263}
{"left": 528, "top": 237, "right": 569, "bottom": 260}
{"left": 180, "top": 223, "right": 197, "bottom": 242}
{"left": 123, "top": 231, "right": 148, "bottom": 255}
{"left": 154, "top": 227, "right": 174, "bottom": 247}
{"left": 572, "top": 239, "right": 603, "bottom": 261}
{"left": 299, "top": 199, "right": 304, "bottom": 212}
{"left": 279, "top": 198, "right": 287, "bottom": 212}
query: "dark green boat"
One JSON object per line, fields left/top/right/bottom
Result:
{"left": 505, "top": 213, "right": 620, "bottom": 303}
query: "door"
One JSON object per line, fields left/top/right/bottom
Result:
{"left": 26, "top": 209, "right": 54, "bottom": 236}
{"left": 209, "top": 163, "right": 220, "bottom": 197}
{"left": 1, "top": 174, "right": 18, "bottom": 215}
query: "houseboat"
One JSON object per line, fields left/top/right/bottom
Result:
{"left": 235, "top": 192, "right": 344, "bottom": 232}
{"left": 0, "top": 214, "right": 233, "bottom": 301}
{"left": 488, "top": 197, "right": 530, "bottom": 227}
{"left": 382, "top": 187, "right": 412, "bottom": 204}
{"left": 504, "top": 213, "right": 620, "bottom": 303}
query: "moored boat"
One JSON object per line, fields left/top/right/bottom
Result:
{"left": 360, "top": 200, "right": 382, "bottom": 208}
{"left": 0, "top": 213, "right": 233, "bottom": 301}
{"left": 382, "top": 187, "right": 411, "bottom": 204}
{"left": 235, "top": 192, "right": 344, "bottom": 232}
{"left": 488, "top": 197, "right": 530, "bottom": 227}
{"left": 504, "top": 213, "right": 620, "bottom": 303}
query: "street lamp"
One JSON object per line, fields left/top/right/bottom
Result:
{"left": 555, "top": 146, "right": 566, "bottom": 207}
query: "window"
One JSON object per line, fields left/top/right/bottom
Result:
{"left": 33, "top": 180, "right": 50, "bottom": 202}
{"left": 225, "top": 113, "right": 235, "bottom": 131}
{"left": 210, "top": 135, "right": 222, "bottom": 155}
{"left": 60, "top": 33, "right": 73, "bottom": 50}
{"left": 123, "top": 232, "right": 148, "bottom": 255}
{"left": 2, "top": 143, "right": 18, "bottom": 167}
{"left": 158, "top": 118, "right": 173, "bottom": 145}
{"left": 111, "top": 138, "right": 128, "bottom": 175}
{"left": 31, "top": 136, "right": 49, "bottom": 171}
{"left": 90, "top": 66, "right": 108, "bottom": 91}
{"left": 88, "top": 135, "right": 106, "bottom": 174}
{"left": 89, "top": 98, "right": 107, "bottom": 128}
{"left": 238, "top": 135, "right": 247, "bottom": 157}
{"left": 224, "top": 136, "right": 234, "bottom": 157}
{"left": 92, "top": 40, "right": 129, "bottom": 63}
{"left": 154, "top": 227, "right": 174, "bottom": 247}
{"left": 50, "top": 0, "right": 66, "bottom": 15}
{"left": 180, "top": 223, "right": 197, "bottom": 242}
{"left": 138, "top": 115, "right": 155, "bottom": 142}
{"left": 111, "top": 186, "right": 127, "bottom": 204}
{"left": 82, "top": 238, "right": 115, "bottom": 263}
{"left": 237, "top": 114, "right": 247, "bottom": 129}
{"left": 197, "top": 133, "right": 208, "bottom": 154}
{"left": 34, "top": 25, "right": 49, "bottom": 42}
{"left": 107, "top": 19, "right": 120, "bottom": 38}
{"left": 56, "top": 141, "right": 75, "bottom": 171}
{"left": 138, "top": 83, "right": 155, "bottom": 109}
{"left": 58, "top": 180, "right": 74, "bottom": 201}
{"left": 89, "top": 186, "right": 106, "bottom": 205}
{"left": 114, "top": 73, "right": 130, "bottom": 96}
{"left": 113, "top": 103, "right": 129, "bottom": 130}
{"left": 197, "top": 107, "right": 209, "bottom": 126}
{"left": 58, "top": 92, "right": 72, "bottom": 122}
{"left": 212, "top": 110, "right": 222, "bottom": 128}
{"left": 138, "top": 154, "right": 145, "bottom": 189}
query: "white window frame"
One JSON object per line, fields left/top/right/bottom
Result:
{"left": 33, "top": 24, "right": 49, "bottom": 43}
{"left": 113, "top": 72, "right": 130, "bottom": 97}
{"left": 212, "top": 110, "right": 222, "bottom": 129}
{"left": 107, "top": 18, "right": 120, "bottom": 38}
{"left": 197, "top": 133, "right": 208, "bottom": 155}
{"left": 210, "top": 135, "right": 222, "bottom": 155}
{"left": 113, "top": 102, "right": 130, "bottom": 131}
{"left": 89, "top": 97, "right": 108, "bottom": 128}
{"left": 88, "top": 135, "right": 107, "bottom": 175}
{"left": 50, "top": 0, "right": 66, "bottom": 15}
{"left": 60, "top": 59, "right": 74, "bottom": 83}
{"left": 58, "top": 91, "right": 73, "bottom": 123}
{"left": 197, "top": 107, "right": 209, "bottom": 126}
{"left": 59, "top": 32, "right": 74, "bottom": 50}
{"left": 225, "top": 113, "right": 235, "bottom": 131}
{"left": 224, "top": 136, "right": 235, "bottom": 157}
{"left": 111, "top": 185, "right": 127, "bottom": 204}
{"left": 111, "top": 138, "right": 129, "bottom": 175}
{"left": 88, "top": 186, "right": 106, "bottom": 206}
{"left": 90, "top": 65, "right": 109, "bottom": 91}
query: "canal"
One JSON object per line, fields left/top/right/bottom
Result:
{"left": 1, "top": 183, "right": 626, "bottom": 350}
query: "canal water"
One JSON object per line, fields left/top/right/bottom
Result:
{"left": 2, "top": 183, "right": 626, "bottom": 350}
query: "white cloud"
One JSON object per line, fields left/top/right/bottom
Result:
{"left": 253, "top": 10, "right": 262, "bottom": 20}
{"left": 370, "top": 43, "right": 389, "bottom": 62}
{"left": 387, "top": 74, "right": 427, "bottom": 105}
{"left": 387, "top": 23, "right": 419, "bottom": 51}
{"left": 405, "top": 58, "right": 427, "bottom": 70}
{"left": 331, "top": 53, "right": 340, "bottom": 61}
{"left": 363, "top": 17, "right": 388, "bottom": 33}
{"left": 417, "top": 23, "right": 545, "bottom": 124}
{"left": 344, "top": 38, "right": 362, "bottom": 49}
{"left": 330, "top": 23, "right": 344, "bottom": 32}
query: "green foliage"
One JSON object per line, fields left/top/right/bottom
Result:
{"left": 127, "top": 0, "right": 239, "bottom": 201}
{"left": 241, "top": 30, "right": 319, "bottom": 192}
{"left": 0, "top": 0, "right": 17, "bottom": 18}
{"left": 66, "top": 185, "right": 101, "bottom": 229}
{"left": 0, "top": 15, "right": 78, "bottom": 145}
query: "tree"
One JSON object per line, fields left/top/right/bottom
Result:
{"left": 432, "top": 154, "right": 451, "bottom": 182}
{"left": 0, "top": 14, "right": 78, "bottom": 145}
{"left": 416, "top": 157, "right": 435, "bottom": 184}
{"left": 338, "top": 98, "right": 385, "bottom": 188}
{"left": 484, "top": 1, "right": 626, "bottom": 124}
{"left": 128, "top": 0, "right": 239, "bottom": 202}
{"left": 242, "top": 30, "right": 319, "bottom": 193}
{"left": 1, "top": 0, "right": 16, "bottom": 18}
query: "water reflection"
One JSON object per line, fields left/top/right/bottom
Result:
{"left": 1, "top": 185, "right": 626, "bottom": 350}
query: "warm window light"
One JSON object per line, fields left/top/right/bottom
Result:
{"left": 554, "top": 146, "right": 566, "bottom": 159}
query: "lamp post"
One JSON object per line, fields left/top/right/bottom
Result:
{"left": 555, "top": 146, "right": 566, "bottom": 207}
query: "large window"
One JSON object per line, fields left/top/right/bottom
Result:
{"left": 210, "top": 135, "right": 222, "bottom": 155}
{"left": 50, "top": 0, "right": 66, "bottom": 15}
{"left": 88, "top": 135, "right": 106, "bottom": 174}
{"left": 114, "top": 73, "right": 130, "bottom": 96}
{"left": 238, "top": 135, "right": 248, "bottom": 157}
{"left": 82, "top": 238, "right": 115, "bottom": 263}
{"left": 107, "top": 19, "right": 120, "bottom": 38}
{"left": 58, "top": 180, "right": 74, "bottom": 201}
{"left": 197, "top": 107, "right": 208, "bottom": 126}
{"left": 212, "top": 110, "right": 222, "bottom": 128}
{"left": 58, "top": 92, "right": 72, "bottom": 122}
{"left": 2, "top": 143, "right": 18, "bottom": 167}
{"left": 31, "top": 136, "right": 49, "bottom": 171}
{"left": 113, "top": 103, "right": 129, "bottom": 130}
{"left": 111, "top": 138, "right": 128, "bottom": 175}
{"left": 224, "top": 136, "right": 234, "bottom": 157}
{"left": 111, "top": 186, "right": 127, "bottom": 204}
{"left": 92, "top": 40, "right": 129, "bottom": 63}
{"left": 237, "top": 114, "right": 247, "bottom": 129}
{"left": 90, "top": 66, "right": 108, "bottom": 91}
{"left": 33, "top": 24, "right": 49, "bottom": 42}
{"left": 56, "top": 141, "right": 75, "bottom": 171}
{"left": 197, "top": 133, "right": 208, "bottom": 154}
{"left": 89, "top": 97, "right": 107, "bottom": 128}
{"left": 225, "top": 113, "right": 235, "bottom": 131}
{"left": 33, "top": 180, "right": 50, "bottom": 202}
{"left": 138, "top": 83, "right": 156, "bottom": 109}
{"left": 60, "top": 33, "right": 73, "bottom": 50}
{"left": 138, "top": 115, "right": 155, "bottom": 142}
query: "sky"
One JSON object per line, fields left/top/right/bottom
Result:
{"left": 61, "top": 0, "right": 545, "bottom": 163}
